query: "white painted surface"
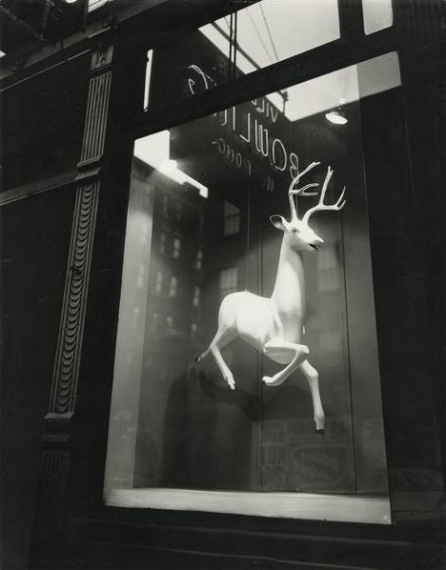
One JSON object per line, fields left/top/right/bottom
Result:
{"left": 105, "top": 488, "right": 391, "bottom": 525}
{"left": 362, "top": 0, "right": 393, "bottom": 35}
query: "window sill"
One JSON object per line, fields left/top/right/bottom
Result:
{"left": 104, "top": 488, "right": 391, "bottom": 525}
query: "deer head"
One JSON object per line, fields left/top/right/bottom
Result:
{"left": 270, "top": 162, "right": 346, "bottom": 252}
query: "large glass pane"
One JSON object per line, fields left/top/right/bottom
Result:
{"left": 362, "top": 0, "right": 393, "bottom": 35}
{"left": 203, "top": 0, "right": 340, "bottom": 72}
{"left": 148, "top": 0, "right": 340, "bottom": 110}
{"left": 105, "top": 53, "right": 401, "bottom": 522}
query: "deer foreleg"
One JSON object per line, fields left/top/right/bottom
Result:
{"left": 299, "top": 360, "right": 325, "bottom": 434}
{"left": 262, "top": 340, "right": 309, "bottom": 387}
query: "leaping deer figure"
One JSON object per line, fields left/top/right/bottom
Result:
{"left": 196, "top": 162, "right": 346, "bottom": 433}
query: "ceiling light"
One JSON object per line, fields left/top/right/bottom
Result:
{"left": 325, "top": 110, "right": 348, "bottom": 125}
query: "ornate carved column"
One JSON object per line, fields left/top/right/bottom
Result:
{"left": 47, "top": 43, "right": 114, "bottom": 420}
{"left": 33, "top": 41, "right": 115, "bottom": 558}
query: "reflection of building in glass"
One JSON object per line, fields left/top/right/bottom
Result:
{"left": 131, "top": 156, "right": 206, "bottom": 351}
{"left": 132, "top": 146, "right": 251, "bottom": 487}
{"left": 132, "top": 156, "right": 208, "bottom": 486}
{"left": 219, "top": 267, "right": 239, "bottom": 301}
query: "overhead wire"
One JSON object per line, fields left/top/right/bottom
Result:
{"left": 246, "top": 8, "right": 275, "bottom": 66}
{"left": 258, "top": 2, "right": 281, "bottom": 64}
{"left": 258, "top": 2, "right": 288, "bottom": 111}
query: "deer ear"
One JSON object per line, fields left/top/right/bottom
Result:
{"left": 269, "top": 215, "right": 287, "bottom": 230}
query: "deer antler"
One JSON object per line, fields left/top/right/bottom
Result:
{"left": 288, "top": 161, "right": 320, "bottom": 220}
{"left": 302, "top": 166, "right": 346, "bottom": 224}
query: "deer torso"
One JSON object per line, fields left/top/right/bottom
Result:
{"left": 270, "top": 234, "right": 306, "bottom": 340}
{"left": 222, "top": 235, "right": 305, "bottom": 364}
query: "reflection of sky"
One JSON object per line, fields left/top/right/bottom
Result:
{"left": 202, "top": 0, "right": 340, "bottom": 72}
{"left": 201, "top": 14, "right": 401, "bottom": 124}
{"left": 199, "top": 3, "right": 399, "bottom": 123}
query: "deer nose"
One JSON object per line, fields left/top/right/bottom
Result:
{"left": 315, "top": 236, "right": 324, "bottom": 244}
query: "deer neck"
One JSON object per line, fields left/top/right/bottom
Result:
{"left": 271, "top": 236, "right": 305, "bottom": 319}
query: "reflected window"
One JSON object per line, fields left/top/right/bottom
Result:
{"left": 220, "top": 267, "right": 238, "bottom": 300}
{"left": 198, "top": 215, "right": 205, "bottom": 237}
{"left": 172, "top": 237, "right": 181, "bottom": 258}
{"left": 196, "top": 250, "right": 203, "bottom": 270}
{"left": 155, "top": 271, "right": 163, "bottom": 294}
{"left": 174, "top": 201, "right": 182, "bottom": 219}
{"left": 159, "top": 231, "right": 167, "bottom": 255}
{"left": 150, "top": 313, "right": 159, "bottom": 334}
{"left": 168, "top": 276, "right": 178, "bottom": 297}
{"left": 193, "top": 286, "right": 200, "bottom": 307}
{"left": 136, "top": 263, "right": 145, "bottom": 288}
{"left": 166, "top": 316, "right": 174, "bottom": 332}
{"left": 163, "top": 195, "right": 169, "bottom": 216}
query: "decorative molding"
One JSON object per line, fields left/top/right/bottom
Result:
{"left": 47, "top": 182, "right": 100, "bottom": 417}
{"left": 79, "top": 70, "right": 113, "bottom": 167}
{"left": 47, "top": 44, "right": 113, "bottom": 420}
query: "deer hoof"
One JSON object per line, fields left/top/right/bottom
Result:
{"left": 226, "top": 378, "right": 236, "bottom": 390}
{"left": 315, "top": 428, "right": 325, "bottom": 436}
{"left": 263, "top": 375, "right": 288, "bottom": 387}
{"left": 262, "top": 375, "right": 276, "bottom": 386}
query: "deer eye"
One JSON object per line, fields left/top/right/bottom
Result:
{"left": 292, "top": 228, "right": 299, "bottom": 233}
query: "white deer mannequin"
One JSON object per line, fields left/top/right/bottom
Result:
{"left": 196, "top": 162, "right": 346, "bottom": 433}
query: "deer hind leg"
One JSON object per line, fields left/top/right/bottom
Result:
{"left": 207, "top": 326, "right": 237, "bottom": 390}
{"left": 299, "top": 360, "right": 325, "bottom": 434}
{"left": 262, "top": 340, "right": 309, "bottom": 388}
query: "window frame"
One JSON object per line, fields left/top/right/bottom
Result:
{"left": 97, "top": 0, "right": 412, "bottom": 530}
{"left": 102, "top": 54, "right": 406, "bottom": 526}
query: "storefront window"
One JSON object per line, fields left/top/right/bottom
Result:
{"left": 104, "top": 52, "right": 402, "bottom": 524}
